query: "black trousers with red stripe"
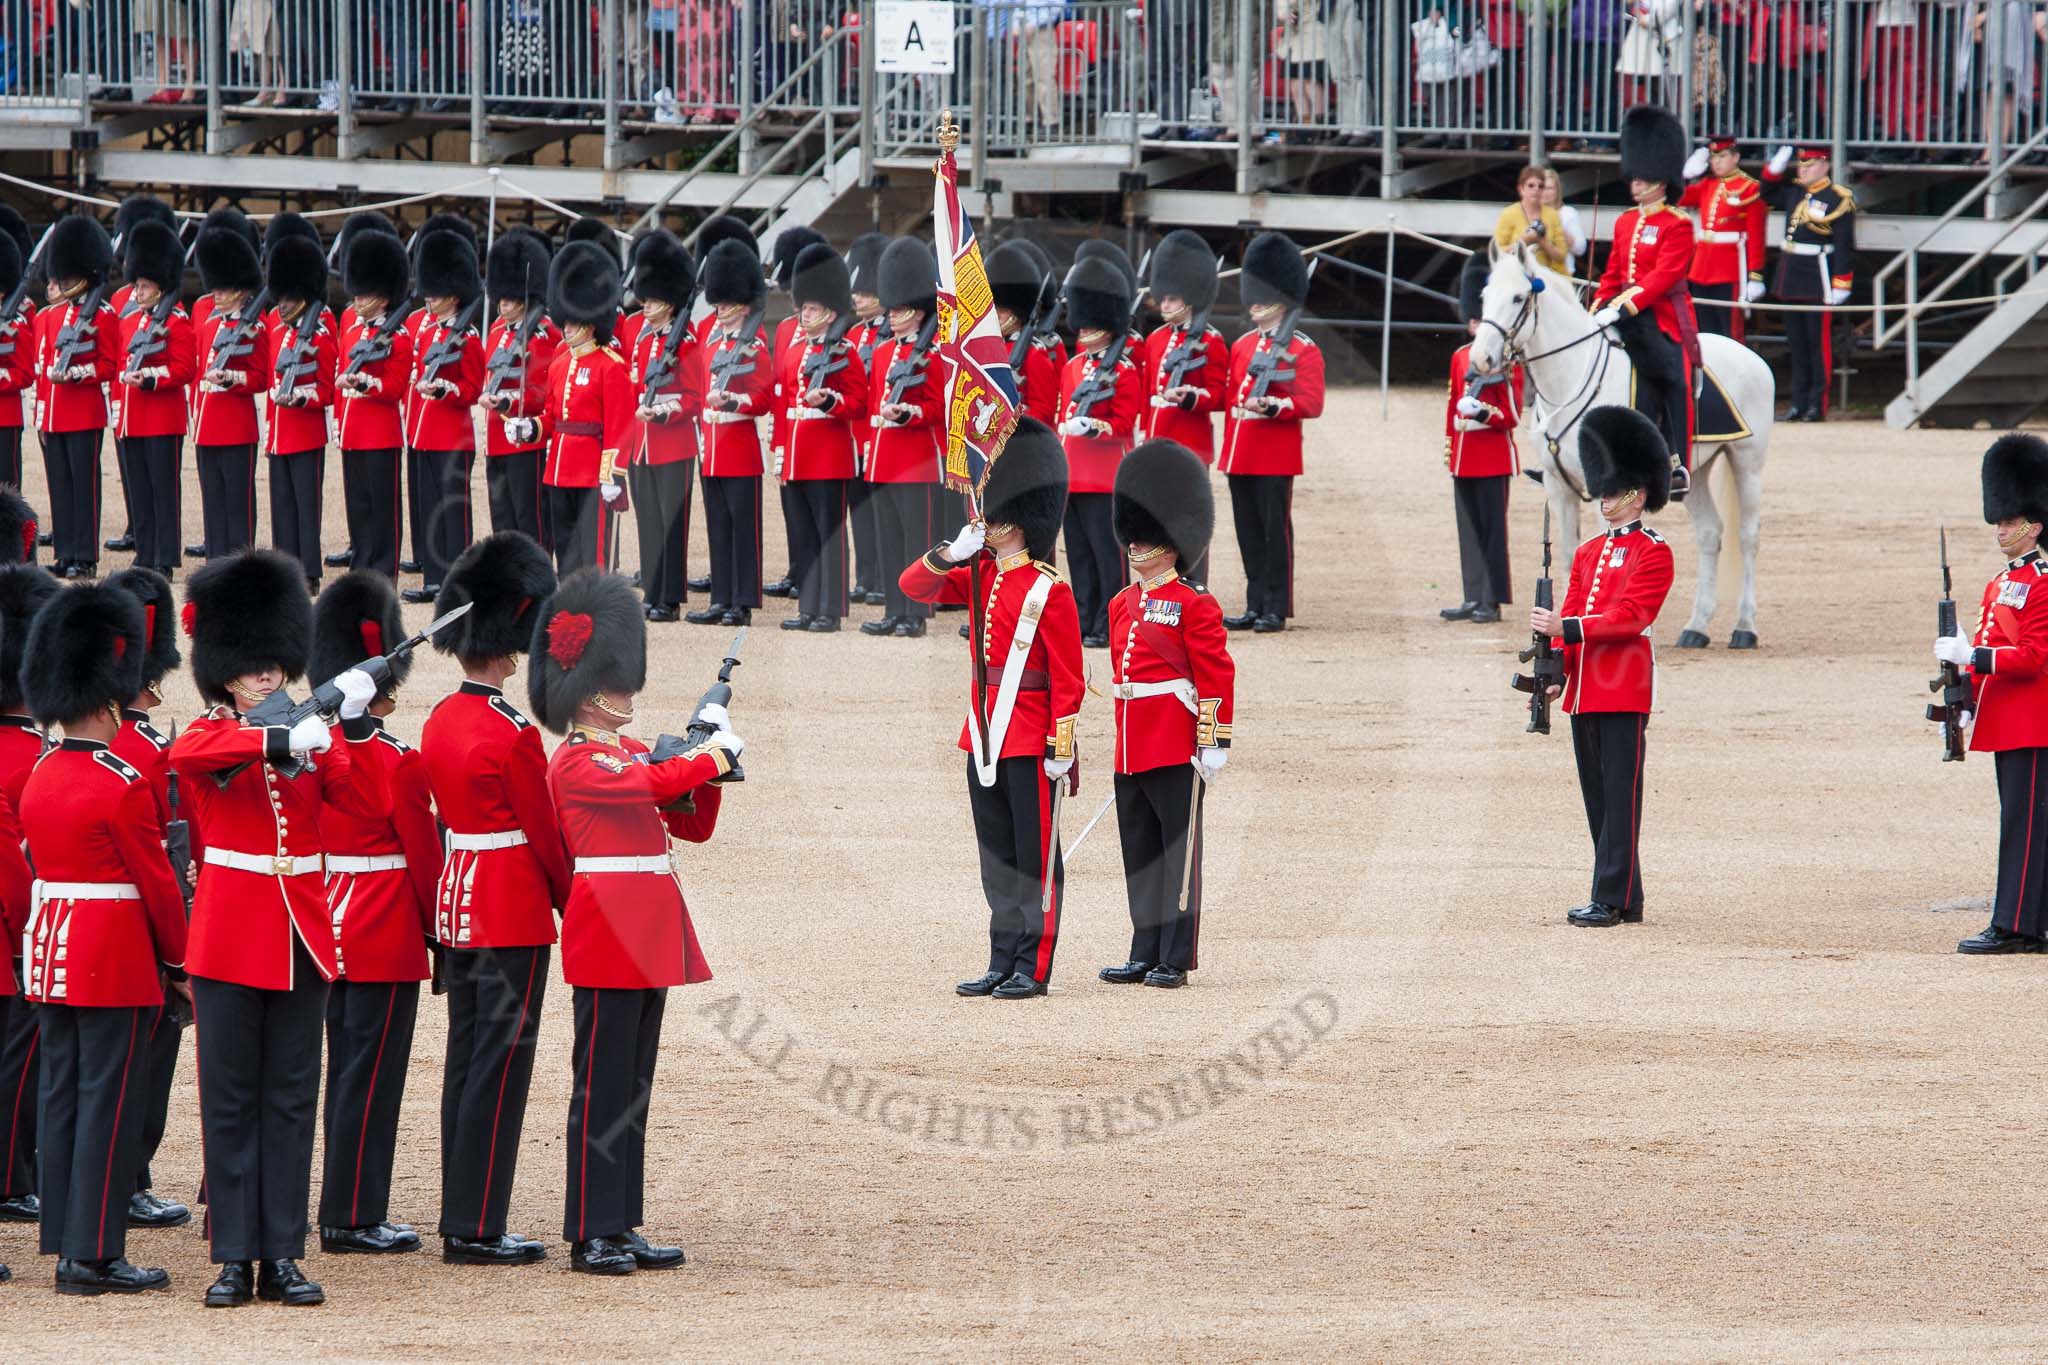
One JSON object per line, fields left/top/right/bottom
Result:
{"left": 1114, "top": 764, "right": 1207, "bottom": 971}
{"left": 117, "top": 433, "right": 182, "bottom": 570}
{"left": 192, "top": 937, "right": 328, "bottom": 1263}
{"left": 848, "top": 476, "right": 882, "bottom": 595}
{"left": 0, "top": 426, "right": 22, "bottom": 490}
{"left": 439, "top": 944, "right": 548, "bottom": 1242}
{"left": 269, "top": 448, "right": 325, "bottom": 584}
{"left": 414, "top": 448, "right": 474, "bottom": 588}
{"left": 563, "top": 985, "right": 664, "bottom": 1244}
{"left": 1692, "top": 280, "right": 1742, "bottom": 343}
{"left": 35, "top": 1003, "right": 150, "bottom": 1262}
{"left": 1993, "top": 748, "right": 2048, "bottom": 938}
{"left": 0, "top": 984, "right": 39, "bottom": 1199}
{"left": 343, "top": 446, "right": 403, "bottom": 579}
{"left": 545, "top": 485, "right": 621, "bottom": 579}
{"left": 132, "top": 996, "right": 183, "bottom": 1193}
{"left": 197, "top": 442, "right": 258, "bottom": 560}
{"left": 632, "top": 458, "right": 695, "bottom": 610}
{"left": 787, "top": 478, "right": 849, "bottom": 620}
{"left": 486, "top": 450, "right": 546, "bottom": 544}
{"left": 1570, "top": 711, "right": 1648, "bottom": 914}
{"left": 1451, "top": 474, "right": 1513, "bottom": 608}
{"left": 873, "top": 481, "right": 933, "bottom": 621}
{"left": 319, "top": 979, "right": 419, "bottom": 1231}
{"left": 702, "top": 473, "right": 763, "bottom": 609}
{"left": 1063, "top": 492, "right": 1123, "bottom": 639}
{"left": 966, "top": 756, "right": 1065, "bottom": 984}
{"left": 41, "top": 427, "right": 102, "bottom": 568}
{"left": 1227, "top": 473, "right": 1295, "bottom": 620}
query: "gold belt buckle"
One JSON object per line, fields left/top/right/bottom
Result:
{"left": 273, "top": 855, "right": 294, "bottom": 877}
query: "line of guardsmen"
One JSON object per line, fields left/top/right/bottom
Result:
{"left": 0, "top": 195, "right": 1324, "bottom": 642}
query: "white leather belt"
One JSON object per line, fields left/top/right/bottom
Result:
{"left": 574, "top": 854, "right": 671, "bottom": 874}
{"left": 1698, "top": 230, "right": 1742, "bottom": 243}
{"left": 1110, "top": 678, "right": 1199, "bottom": 713}
{"left": 446, "top": 829, "right": 528, "bottom": 852}
{"left": 702, "top": 410, "right": 752, "bottom": 425}
{"left": 33, "top": 880, "right": 140, "bottom": 903}
{"left": 205, "top": 847, "right": 323, "bottom": 877}
{"left": 1783, "top": 242, "right": 1824, "bottom": 256}
{"left": 788, "top": 407, "right": 834, "bottom": 421}
{"left": 327, "top": 853, "right": 407, "bottom": 874}
{"left": 1229, "top": 406, "right": 1273, "bottom": 421}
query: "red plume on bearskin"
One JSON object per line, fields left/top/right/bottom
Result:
{"left": 548, "top": 612, "right": 593, "bottom": 670}
{"left": 360, "top": 620, "right": 384, "bottom": 658}
{"left": 527, "top": 572, "right": 646, "bottom": 735}
{"left": 105, "top": 567, "right": 180, "bottom": 689}
{"left": 181, "top": 601, "right": 196, "bottom": 635}
{"left": 312, "top": 571, "right": 408, "bottom": 703}
{"left": 18, "top": 517, "right": 31, "bottom": 566}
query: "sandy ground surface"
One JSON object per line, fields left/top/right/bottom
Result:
{"left": 0, "top": 386, "right": 2033, "bottom": 1360}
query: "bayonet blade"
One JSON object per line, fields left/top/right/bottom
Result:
{"left": 414, "top": 600, "right": 474, "bottom": 643}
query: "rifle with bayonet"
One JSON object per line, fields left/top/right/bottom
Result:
{"left": 341, "top": 295, "right": 414, "bottom": 384}
{"left": 416, "top": 293, "right": 485, "bottom": 389}
{"left": 876, "top": 309, "right": 938, "bottom": 420}
{"left": 1510, "top": 506, "right": 1562, "bottom": 735}
{"left": 202, "top": 286, "right": 271, "bottom": 383}
{"left": 122, "top": 288, "right": 182, "bottom": 388}
{"left": 269, "top": 300, "right": 326, "bottom": 406}
{"left": 797, "top": 310, "right": 857, "bottom": 399}
{"left": 707, "top": 302, "right": 767, "bottom": 400}
{"left": 51, "top": 276, "right": 113, "bottom": 377}
{"left": 637, "top": 290, "right": 699, "bottom": 413}
{"left": 1928, "top": 527, "right": 1971, "bottom": 763}
{"left": 643, "top": 630, "right": 747, "bottom": 809}
{"left": 1158, "top": 278, "right": 1218, "bottom": 395}
{"left": 0, "top": 225, "right": 53, "bottom": 364}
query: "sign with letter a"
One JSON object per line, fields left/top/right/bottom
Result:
{"left": 875, "top": 0, "right": 956, "bottom": 73}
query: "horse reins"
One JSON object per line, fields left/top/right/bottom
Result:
{"left": 1476, "top": 282, "right": 1612, "bottom": 502}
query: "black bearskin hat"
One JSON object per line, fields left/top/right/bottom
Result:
{"left": 433, "top": 531, "right": 556, "bottom": 662}
{"left": 1982, "top": 433, "right": 2048, "bottom": 526}
{"left": 488, "top": 228, "right": 552, "bottom": 303}
{"left": 46, "top": 214, "right": 113, "bottom": 288}
{"left": 265, "top": 233, "right": 327, "bottom": 305}
{"left": 199, "top": 205, "right": 259, "bottom": 253}
{"left": 701, "top": 238, "right": 766, "bottom": 308}
{"left": 547, "top": 240, "right": 622, "bottom": 343}
{"left": 630, "top": 230, "right": 695, "bottom": 309}
{"left": 1115, "top": 439, "right": 1214, "bottom": 573}
{"left": 1578, "top": 405, "right": 1671, "bottom": 513}
{"left": 1074, "top": 238, "right": 1136, "bottom": 293}
{"left": 103, "top": 566, "right": 180, "bottom": 689}
{"left": 0, "top": 233, "right": 23, "bottom": 305}
{"left": 986, "top": 240, "right": 1045, "bottom": 320}
{"left": 1620, "top": 104, "right": 1687, "bottom": 193}
{"left": 331, "top": 209, "right": 398, "bottom": 270}
{"left": 344, "top": 229, "right": 411, "bottom": 304}
{"left": 312, "top": 571, "right": 410, "bottom": 703}
{"left": 564, "top": 216, "right": 618, "bottom": 257}
{"left": 790, "top": 242, "right": 852, "bottom": 317}
{"left": 0, "top": 564, "right": 55, "bottom": 712}
{"left": 416, "top": 228, "right": 480, "bottom": 303}
{"left": 0, "top": 487, "right": 32, "bottom": 567}
{"left": 877, "top": 237, "right": 937, "bottom": 315}
{"left": 1240, "top": 232, "right": 1309, "bottom": 309}
{"left": 527, "top": 571, "right": 647, "bottom": 735}
{"left": 413, "top": 211, "right": 479, "bottom": 256}
{"left": 0, "top": 204, "right": 32, "bottom": 264}
{"left": 196, "top": 226, "right": 261, "bottom": 295}
{"left": 770, "top": 225, "right": 827, "bottom": 291}
{"left": 1062, "top": 254, "right": 1131, "bottom": 336}
{"left": 1018, "top": 239, "right": 1059, "bottom": 318}
{"left": 981, "top": 417, "right": 1068, "bottom": 562}
{"left": 184, "top": 550, "right": 312, "bottom": 705}
{"left": 1148, "top": 229, "right": 1219, "bottom": 314}
{"left": 1458, "top": 252, "right": 1489, "bottom": 324}
{"left": 262, "top": 211, "right": 322, "bottom": 265}
{"left": 846, "top": 231, "right": 889, "bottom": 299}
{"left": 113, "top": 194, "right": 177, "bottom": 250}
{"left": 124, "top": 219, "right": 185, "bottom": 293}
{"left": 695, "top": 213, "right": 757, "bottom": 261}
{"left": 22, "top": 583, "right": 145, "bottom": 727}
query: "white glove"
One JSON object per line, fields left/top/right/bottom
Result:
{"left": 287, "top": 714, "right": 332, "bottom": 754}
{"left": 1934, "top": 635, "right": 1974, "bottom": 667}
{"left": 709, "top": 729, "right": 745, "bottom": 757}
{"left": 1743, "top": 279, "right": 1767, "bottom": 303}
{"left": 1591, "top": 307, "right": 1621, "bottom": 330}
{"left": 1198, "top": 748, "right": 1229, "bottom": 780}
{"left": 943, "top": 522, "right": 986, "bottom": 562}
{"left": 1960, "top": 710, "right": 1974, "bottom": 731}
{"left": 1453, "top": 417, "right": 1487, "bottom": 432}
{"left": 1767, "top": 145, "right": 1793, "bottom": 175}
{"left": 333, "top": 667, "right": 378, "bottom": 721}
{"left": 1043, "top": 756, "right": 1074, "bottom": 781}
{"left": 772, "top": 450, "right": 785, "bottom": 478}
{"left": 292, "top": 384, "right": 319, "bottom": 405}
{"left": 1683, "top": 146, "right": 1710, "bottom": 180}
{"left": 1825, "top": 287, "right": 1851, "bottom": 307}
{"left": 62, "top": 365, "right": 95, "bottom": 383}
{"left": 1455, "top": 394, "right": 1486, "bottom": 419}
{"left": 1057, "top": 417, "right": 1091, "bottom": 438}
{"left": 503, "top": 416, "right": 539, "bottom": 444}
{"left": 694, "top": 701, "right": 730, "bottom": 731}
{"left": 601, "top": 480, "right": 623, "bottom": 504}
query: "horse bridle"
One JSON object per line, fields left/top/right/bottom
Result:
{"left": 1475, "top": 277, "right": 1613, "bottom": 502}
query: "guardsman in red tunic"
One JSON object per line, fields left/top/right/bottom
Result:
{"left": 517, "top": 242, "right": 633, "bottom": 579}
{"left": 397, "top": 213, "right": 482, "bottom": 581}
{"left": 106, "top": 197, "right": 179, "bottom": 560}
{"left": 101, "top": 566, "right": 191, "bottom": 1233}
{"left": 766, "top": 225, "right": 829, "bottom": 603}
{"left": 480, "top": 231, "right": 557, "bottom": 546}
{"left": 0, "top": 221, "right": 36, "bottom": 490}
{"left": 1528, "top": 409, "right": 1675, "bottom": 930}
{"left": 170, "top": 550, "right": 386, "bottom": 1308}
{"left": 689, "top": 239, "right": 771, "bottom": 627}
{"left": 1590, "top": 105, "right": 1697, "bottom": 500}
{"left": 192, "top": 226, "right": 268, "bottom": 562}
{"left": 987, "top": 242, "right": 1060, "bottom": 427}
{"left": 1441, "top": 256, "right": 1522, "bottom": 625}
{"left": 624, "top": 230, "right": 701, "bottom": 623}
{"left": 419, "top": 531, "right": 567, "bottom": 1266}
{"left": 18, "top": 582, "right": 189, "bottom": 1295}
{"left": 1219, "top": 232, "right": 1325, "bottom": 634}
{"left": 777, "top": 243, "right": 867, "bottom": 633}
{"left": 0, "top": 776, "right": 24, "bottom": 1287}
{"left": 1139, "top": 231, "right": 1227, "bottom": 584}
{"left": 34, "top": 215, "right": 120, "bottom": 579}
{"left": 307, "top": 572, "right": 440, "bottom": 1255}
{"left": 0, "top": 551, "right": 55, "bottom": 1226}
{"left": 1056, "top": 257, "right": 1142, "bottom": 648}
{"left": 863, "top": 238, "right": 945, "bottom": 639}
{"left": 845, "top": 232, "right": 893, "bottom": 605}
{"left": 529, "top": 572, "right": 740, "bottom": 1274}
{"left": 336, "top": 228, "right": 414, "bottom": 581}
{"left": 900, "top": 420, "right": 1084, "bottom": 999}
{"left": 1936, "top": 436, "right": 2048, "bottom": 954}
{"left": 1678, "top": 135, "right": 1768, "bottom": 343}
{"left": 262, "top": 237, "right": 338, "bottom": 590}
{"left": 1099, "top": 441, "right": 1234, "bottom": 990}
{"left": 403, "top": 231, "right": 483, "bottom": 602}
{"left": 112, "top": 221, "right": 196, "bottom": 578}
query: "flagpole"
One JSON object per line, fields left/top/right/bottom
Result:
{"left": 939, "top": 109, "right": 996, "bottom": 771}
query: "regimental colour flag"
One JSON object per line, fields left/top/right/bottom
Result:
{"left": 932, "top": 142, "right": 1020, "bottom": 499}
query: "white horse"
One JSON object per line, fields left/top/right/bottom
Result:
{"left": 1467, "top": 245, "right": 1774, "bottom": 649}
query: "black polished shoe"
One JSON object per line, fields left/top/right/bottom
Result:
{"left": 37, "top": 531, "right": 52, "bottom": 546}
{"left": 859, "top": 615, "right": 900, "bottom": 636}
{"left": 1098, "top": 960, "right": 1152, "bottom": 984}
{"left": 400, "top": 584, "right": 441, "bottom": 604}
{"left": 779, "top": 613, "right": 815, "bottom": 631}
{"left": 1798, "top": 409, "right": 1823, "bottom": 423}
{"left": 64, "top": 562, "right": 95, "bottom": 580}
{"left": 1222, "top": 611, "right": 1258, "bottom": 631}
{"left": 0, "top": 1192, "right": 37, "bottom": 1221}
{"left": 257, "top": 1258, "right": 324, "bottom": 1305}
{"left": 864, "top": 589, "right": 886, "bottom": 607}
{"left": 956, "top": 969, "right": 1005, "bottom": 996}
{"left": 128, "top": 1189, "right": 192, "bottom": 1227}
{"left": 400, "top": 558, "right": 423, "bottom": 574}
{"left": 805, "top": 615, "right": 841, "bottom": 633}
{"left": 569, "top": 1236, "right": 637, "bottom": 1276}
{"left": 992, "top": 971, "right": 1046, "bottom": 999}
{"left": 323, "top": 549, "right": 354, "bottom": 568}
{"left": 320, "top": 1221, "right": 421, "bottom": 1254}
{"left": 1469, "top": 605, "right": 1500, "bottom": 624}
{"left": 721, "top": 607, "right": 751, "bottom": 627}
{"left": 1778, "top": 406, "right": 1807, "bottom": 423}
{"left": 621, "top": 1229, "right": 686, "bottom": 1270}
{"left": 687, "top": 574, "right": 712, "bottom": 593}
{"left": 204, "top": 1261, "right": 255, "bottom": 1307}
{"left": 1956, "top": 924, "right": 2048, "bottom": 954}
{"left": 0, "top": 1261, "right": 9, "bottom": 1283}
{"left": 892, "top": 617, "right": 925, "bottom": 638}
{"left": 645, "top": 605, "right": 680, "bottom": 623}
{"left": 1082, "top": 631, "right": 1109, "bottom": 648}
{"left": 1439, "top": 601, "right": 1478, "bottom": 621}
{"left": 1142, "top": 964, "right": 1188, "bottom": 988}
{"left": 56, "top": 1256, "right": 171, "bottom": 1295}
{"left": 442, "top": 1232, "right": 548, "bottom": 1265}
{"left": 683, "top": 603, "right": 730, "bottom": 625}
{"left": 762, "top": 576, "right": 795, "bottom": 598}
{"left": 1567, "top": 903, "right": 1625, "bottom": 927}
{"left": 103, "top": 533, "right": 136, "bottom": 553}
{"left": 185, "top": 542, "right": 207, "bottom": 559}
{"left": 1252, "top": 614, "right": 1285, "bottom": 633}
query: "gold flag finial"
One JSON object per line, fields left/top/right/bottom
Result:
{"left": 937, "top": 109, "right": 960, "bottom": 155}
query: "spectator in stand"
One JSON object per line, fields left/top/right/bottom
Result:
{"left": 1495, "top": 166, "right": 1570, "bottom": 272}
{"left": 282, "top": 0, "right": 331, "bottom": 107}
{"left": 1746, "top": 1, "right": 1828, "bottom": 138}
{"left": 1865, "top": 0, "right": 1930, "bottom": 162}
{"left": 138, "top": 0, "right": 195, "bottom": 104}
{"left": 228, "top": 0, "right": 283, "bottom": 105}
{"left": 1207, "top": 0, "right": 1240, "bottom": 143}
{"left": 1960, "top": 0, "right": 2048, "bottom": 164}
{"left": 1567, "top": 0, "right": 1624, "bottom": 150}
{"left": 1616, "top": 0, "right": 1684, "bottom": 108}
{"left": 1328, "top": 0, "right": 1373, "bottom": 146}
{"left": 673, "top": 0, "right": 731, "bottom": 123}
{"left": 1143, "top": 0, "right": 1212, "bottom": 140}
{"left": 1541, "top": 168, "right": 1590, "bottom": 274}
{"left": 1271, "top": 0, "right": 1331, "bottom": 144}
{"left": 999, "top": 0, "right": 1066, "bottom": 139}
